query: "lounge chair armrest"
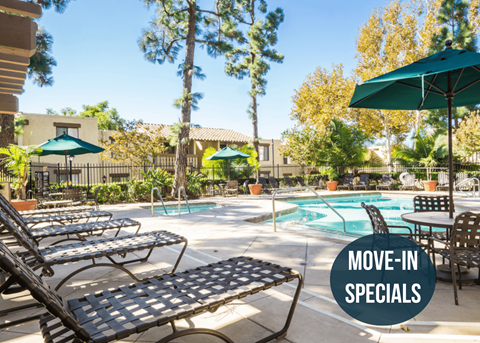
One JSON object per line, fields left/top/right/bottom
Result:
{"left": 388, "top": 225, "right": 413, "bottom": 234}
{"left": 428, "top": 236, "right": 450, "bottom": 246}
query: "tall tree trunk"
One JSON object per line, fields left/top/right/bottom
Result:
{"left": 0, "top": 114, "right": 14, "bottom": 148}
{"left": 172, "top": 2, "right": 196, "bottom": 197}
{"left": 384, "top": 117, "right": 392, "bottom": 173}
{"left": 251, "top": 84, "right": 259, "bottom": 161}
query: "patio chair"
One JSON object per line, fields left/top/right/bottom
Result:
{"left": 0, "top": 194, "right": 142, "bottom": 246}
{"left": 224, "top": 180, "right": 238, "bottom": 197}
{"left": 399, "top": 174, "right": 416, "bottom": 191}
{"left": 428, "top": 212, "right": 480, "bottom": 305}
{"left": 62, "top": 188, "right": 85, "bottom": 206}
{"left": 0, "top": 208, "right": 187, "bottom": 288}
{"left": 258, "top": 177, "right": 274, "bottom": 194}
{"left": 337, "top": 174, "right": 354, "bottom": 191}
{"left": 436, "top": 172, "right": 449, "bottom": 191}
{"left": 296, "top": 176, "right": 306, "bottom": 187}
{"left": 0, "top": 242, "right": 302, "bottom": 342}
{"left": 18, "top": 205, "right": 94, "bottom": 218}
{"left": 376, "top": 174, "right": 394, "bottom": 190}
{"left": 268, "top": 176, "right": 280, "bottom": 190}
{"left": 0, "top": 194, "right": 112, "bottom": 229}
{"left": 413, "top": 195, "right": 452, "bottom": 245}
{"left": 206, "top": 181, "right": 222, "bottom": 197}
{"left": 361, "top": 202, "right": 427, "bottom": 249}
{"left": 353, "top": 174, "right": 370, "bottom": 190}
{"left": 455, "top": 172, "right": 471, "bottom": 192}
{"left": 284, "top": 176, "right": 296, "bottom": 188}
{"left": 84, "top": 185, "right": 102, "bottom": 211}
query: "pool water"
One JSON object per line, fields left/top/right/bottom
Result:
{"left": 150, "top": 203, "right": 218, "bottom": 215}
{"left": 270, "top": 193, "right": 436, "bottom": 236}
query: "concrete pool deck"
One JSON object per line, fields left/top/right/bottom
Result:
{"left": 2, "top": 190, "right": 480, "bottom": 343}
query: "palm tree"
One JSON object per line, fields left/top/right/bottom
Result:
{"left": 0, "top": 145, "right": 42, "bottom": 200}
{"left": 393, "top": 128, "right": 448, "bottom": 180}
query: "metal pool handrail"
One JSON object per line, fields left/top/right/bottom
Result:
{"left": 178, "top": 186, "right": 191, "bottom": 216}
{"left": 272, "top": 187, "right": 346, "bottom": 233}
{"left": 151, "top": 187, "right": 168, "bottom": 216}
{"left": 455, "top": 177, "right": 479, "bottom": 198}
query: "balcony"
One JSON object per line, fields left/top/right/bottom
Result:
{"left": 156, "top": 154, "right": 198, "bottom": 170}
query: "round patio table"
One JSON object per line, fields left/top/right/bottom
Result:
{"left": 401, "top": 211, "right": 478, "bottom": 283}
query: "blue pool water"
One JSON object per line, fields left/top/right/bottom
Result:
{"left": 271, "top": 193, "right": 431, "bottom": 236}
{"left": 150, "top": 203, "right": 217, "bottom": 215}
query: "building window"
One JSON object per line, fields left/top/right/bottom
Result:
{"left": 110, "top": 173, "right": 129, "bottom": 183}
{"left": 259, "top": 146, "right": 269, "bottom": 161}
{"left": 56, "top": 127, "right": 79, "bottom": 138}
{"left": 283, "top": 157, "right": 291, "bottom": 165}
{"left": 260, "top": 171, "right": 270, "bottom": 178}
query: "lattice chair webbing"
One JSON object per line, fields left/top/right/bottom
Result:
{"left": 361, "top": 202, "right": 389, "bottom": 234}
{"left": 413, "top": 195, "right": 451, "bottom": 213}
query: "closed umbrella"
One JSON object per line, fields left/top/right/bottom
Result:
{"left": 206, "top": 147, "right": 250, "bottom": 180}
{"left": 349, "top": 40, "right": 480, "bottom": 218}
{"left": 38, "top": 134, "right": 104, "bottom": 186}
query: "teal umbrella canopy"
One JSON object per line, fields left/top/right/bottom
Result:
{"left": 349, "top": 42, "right": 480, "bottom": 110}
{"left": 38, "top": 134, "right": 104, "bottom": 156}
{"left": 206, "top": 147, "right": 250, "bottom": 161}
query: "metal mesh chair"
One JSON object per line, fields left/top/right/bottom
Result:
{"left": 437, "top": 173, "right": 449, "bottom": 191}
{"left": 400, "top": 174, "right": 416, "bottom": 191}
{"left": 353, "top": 174, "right": 370, "bottom": 190}
{"left": 258, "top": 177, "right": 274, "bottom": 194}
{"left": 413, "top": 195, "right": 452, "bottom": 241}
{"left": 361, "top": 202, "right": 427, "bottom": 248}
{"left": 268, "top": 176, "right": 279, "bottom": 189}
{"left": 337, "top": 174, "right": 354, "bottom": 191}
{"left": 428, "top": 212, "right": 480, "bottom": 305}
{"left": 19, "top": 205, "right": 94, "bottom": 218}
{"left": 376, "top": 174, "right": 393, "bottom": 190}
{"left": 283, "top": 176, "right": 296, "bottom": 188}
{"left": 0, "top": 241, "right": 302, "bottom": 342}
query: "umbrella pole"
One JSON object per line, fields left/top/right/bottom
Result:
{"left": 64, "top": 151, "right": 68, "bottom": 188}
{"left": 447, "top": 71, "right": 454, "bottom": 219}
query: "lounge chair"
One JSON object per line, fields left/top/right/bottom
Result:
{"left": 361, "top": 202, "right": 427, "bottom": 249}
{"left": 353, "top": 174, "right": 370, "bottom": 190}
{"left": 337, "top": 174, "right": 354, "bottom": 191}
{"left": 258, "top": 177, "right": 274, "bottom": 194}
{"left": 428, "top": 212, "right": 480, "bottom": 305}
{"left": 0, "top": 208, "right": 187, "bottom": 287}
{"left": 268, "top": 176, "right": 280, "bottom": 189}
{"left": 0, "top": 194, "right": 142, "bottom": 246}
{"left": 224, "top": 180, "right": 238, "bottom": 197}
{"left": 455, "top": 172, "right": 471, "bottom": 192}
{"left": 436, "top": 172, "right": 449, "bottom": 191}
{"left": 62, "top": 188, "right": 85, "bottom": 206}
{"left": 0, "top": 242, "right": 302, "bottom": 341}
{"left": 284, "top": 176, "right": 296, "bottom": 188}
{"left": 296, "top": 176, "right": 306, "bottom": 187}
{"left": 0, "top": 194, "right": 112, "bottom": 228}
{"left": 18, "top": 205, "right": 94, "bottom": 218}
{"left": 399, "top": 174, "right": 416, "bottom": 191}
{"left": 376, "top": 174, "right": 394, "bottom": 190}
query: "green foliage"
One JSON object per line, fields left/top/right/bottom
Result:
{"left": 201, "top": 144, "right": 259, "bottom": 180}
{"left": 141, "top": 168, "right": 174, "bottom": 193}
{"left": 80, "top": 101, "right": 125, "bottom": 130}
{"left": 186, "top": 172, "right": 207, "bottom": 196}
{"left": 27, "top": 27, "right": 57, "bottom": 87}
{"left": 0, "top": 144, "right": 42, "bottom": 199}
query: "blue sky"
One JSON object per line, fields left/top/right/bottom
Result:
{"left": 19, "top": 0, "right": 391, "bottom": 140}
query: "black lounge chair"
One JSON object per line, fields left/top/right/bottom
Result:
{"left": 337, "top": 174, "right": 354, "bottom": 191}
{"left": 399, "top": 174, "right": 416, "bottom": 191}
{"left": 0, "top": 208, "right": 187, "bottom": 287}
{"left": 296, "top": 176, "right": 306, "bottom": 187}
{"left": 258, "top": 176, "right": 274, "bottom": 194}
{"left": 0, "top": 241, "right": 302, "bottom": 342}
{"left": 376, "top": 174, "right": 394, "bottom": 190}
{"left": 284, "top": 176, "right": 296, "bottom": 188}
{"left": 268, "top": 176, "right": 280, "bottom": 189}
{"left": 19, "top": 205, "right": 94, "bottom": 218}
{"left": 353, "top": 174, "right": 370, "bottom": 190}
{"left": 436, "top": 172, "right": 449, "bottom": 191}
{"left": 361, "top": 202, "right": 427, "bottom": 249}
{"left": 0, "top": 194, "right": 112, "bottom": 228}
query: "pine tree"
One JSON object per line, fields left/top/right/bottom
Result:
{"left": 138, "top": 0, "right": 240, "bottom": 195}
{"left": 224, "top": 0, "right": 284, "bottom": 165}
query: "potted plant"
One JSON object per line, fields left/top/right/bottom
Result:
{"left": 325, "top": 168, "right": 339, "bottom": 191}
{"left": 0, "top": 144, "right": 42, "bottom": 211}
{"left": 248, "top": 181, "right": 262, "bottom": 195}
{"left": 420, "top": 154, "right": 438, "bottom": 192}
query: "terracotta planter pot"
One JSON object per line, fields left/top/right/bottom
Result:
{"left": 11, "top": 199, "right": 37, "bottom": 211}
{"left": 248, "top": 184, "right": 262, "bottom": 195}
{"left": 326, "top": 181, "right": 338, "bottom": 191}
{"left": 423, "top": 180, "right": 438, "bottom": 192}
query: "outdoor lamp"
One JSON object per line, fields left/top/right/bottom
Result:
{"left": 68, "top": 155, "right": 74, "bottom": 162}
{"left": 102, "top": 175, "right": 107, "bottom": 183}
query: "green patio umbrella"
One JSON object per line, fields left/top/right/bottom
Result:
{"left": 38, "top": 134, "right": 104, "bottom": 185}
{"left": 349, "top": 40, "right": 480, "bottom": 218}
{"left": 206, "top": 147, "right": 250, "bottom": 180}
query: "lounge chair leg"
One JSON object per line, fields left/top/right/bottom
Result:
{"left": 156, "top": 328, "right": 234, "bottom": 343}
{"left": 171, "top": 240, "right": 188, "bottom": 274}
{"left": 0, "top": 312, "right": 45, "bottom": 330}
{"left": 255, "top": 270, "right": 303, "bottom": 343}
{"left": 54, "top": 263, "right": 140, "bottom": 292}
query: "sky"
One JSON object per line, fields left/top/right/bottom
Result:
{"left": 18, "top": 0, "right": 392, "bottom": 140}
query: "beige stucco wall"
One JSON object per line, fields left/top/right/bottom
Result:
{"left": 259, "top": 139, "right": 303, "bottom": 177}
{"left": 18, "top": 113, "right": 101, "bottom": 165}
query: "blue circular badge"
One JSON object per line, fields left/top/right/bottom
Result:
{"left": 330, "top": 234, "right": 436, "bottom": 326}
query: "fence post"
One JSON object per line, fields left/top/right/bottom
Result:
{"left": 87, "top": 163, "right": 90, "bottom": 196}
{"left": 57, "top": 163, "right": 60, "bottom": 184}
{"left": 277, "top": 164, "right": 279, "bottom": 178}
{"left": 28, "top": 161, "right": 32, "bottom": 195}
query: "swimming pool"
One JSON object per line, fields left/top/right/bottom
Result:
{"left": 271, "top": 193, "right": 432, "bottom": 236}
{"left": 149, "top": 203, "right": 218, "bottom": 215}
